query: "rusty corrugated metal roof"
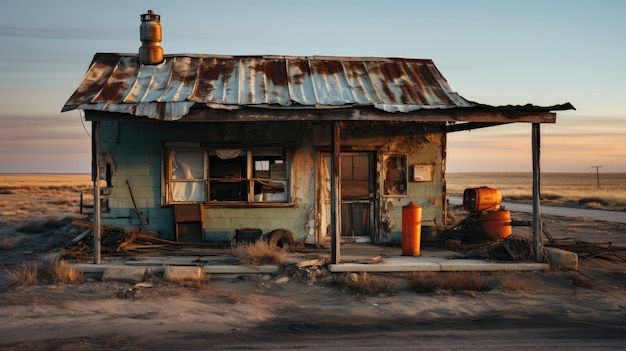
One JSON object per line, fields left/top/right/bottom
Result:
{"left": 62, "top": 53, "right": 475, "bottom": 120}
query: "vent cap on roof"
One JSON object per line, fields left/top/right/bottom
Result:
{"left": 139, "top": 10, "right": 163, "bottom": 65}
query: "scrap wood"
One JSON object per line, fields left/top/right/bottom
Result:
{"left": 126, "top": 180, "right": 148, "bottom": 233}
{"left": 135, "top": 233, "right": 179, "bottom": 245}
{"left": 61, "top": 244, "right": 92, "bottom": 260}
{"left": 547, "top": 241, "right": 626, "bottom": 262}
{"left": 117, "top": 242, "right": 168, "bottom": 252}
{"left": 65, "top": 228, "right": 92, "bottom": 247}
{"left": 71, "top": 219, "right": 119, "bottom": 231}
{"left": 116, "top": 230, "right": 177, "bottom": 252}
{"left": 296, "top": 258, "right": 327, "bottom": 268}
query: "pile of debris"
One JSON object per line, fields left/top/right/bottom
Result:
{"left": 441, "top": 214, "right": 535, "bottom": 261}
{"left": 443, "top": 214, "right": 626, "bottom": 263}
{"left": 543, "top": 229, "right": 626, "bottom": 263}
{"left": 61, "top": 220, "right": 179, "bottom": 260}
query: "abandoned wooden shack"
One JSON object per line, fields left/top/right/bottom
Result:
{"left": 61, "top": 11, "right": 574, "bottom": 263}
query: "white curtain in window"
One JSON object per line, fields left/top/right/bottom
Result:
{"left": 172, "top": 181, "right": 205, "bottom": 202}
{"left": 172, "top": 151, "right": 204, "bottom": 179}
{"left": 215, "top": 149, "right": 242, "bottom": 160}
{"left": 171, "top": 150, "right": 205, "bottom": 202}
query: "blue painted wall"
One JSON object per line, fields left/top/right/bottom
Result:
{"left": 96, "top": 119, "right": 446, "bottom": 244}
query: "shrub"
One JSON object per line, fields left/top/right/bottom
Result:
{"left": 541, "top": 193, "right": 563, "bottom": 200}
{"left": 569, "top": 272, "right": 592, "bottom": 288}
{"left": 335, "top": 272, "right": 395, "bottom": 296}
{"left": 232, "top": 240, "right": 289, "bottom": 265}
{"left": 6, "top": 258, "right": 84, "bottom": 286}
{"left": 0, "top": 234, "right": 26, "bottom": 250}
{"left": 578, "top": 197, "right": 610, "bottom": 206}
{"left": 17, "top": 216, "right": 72, "bottom": 233}
{"left": 7, "top": 261, "right": 38, "bottom": 286}
{"left": 0, "top": 187, "right": 17, "bottom": 195}
{"left": 406, "top": 271, "right": 490, "bottom": 293}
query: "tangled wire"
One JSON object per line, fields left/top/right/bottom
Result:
{"left": 442, "top": 214, "right": 533, "bottom": 261}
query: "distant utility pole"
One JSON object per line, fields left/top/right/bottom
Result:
{"left": 591, "top": 165, "right": 603, "bottom": 188}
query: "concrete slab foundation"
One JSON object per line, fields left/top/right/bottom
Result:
{"left": 101, "top": 266, "right": 147, "bottom": 283}
{"left": 163, "top": 266, "right": 205, "bottom": 282}
{"left": 544, "top": 247, "right": 578, "bottom": 270}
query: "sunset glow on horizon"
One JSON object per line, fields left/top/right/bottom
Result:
{"left": 1, "top": 1, "right": 625, "bottom": 173}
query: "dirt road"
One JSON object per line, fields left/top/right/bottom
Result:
{"left": 1, "top": 274, "right": 625, "bottom": 351}
{"left": 1, "top": 196, "right": 625, "bottom": 350}
{"left": 448, "top": 196, "right": 626, "bottom": 224}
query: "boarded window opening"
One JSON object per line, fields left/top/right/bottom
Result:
{"left": 383, "top": 154, "right": 407, "bottom": 196}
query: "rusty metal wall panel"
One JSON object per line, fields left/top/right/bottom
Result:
{"left": 63, "top": 53, "right": 478, "bottom": 119}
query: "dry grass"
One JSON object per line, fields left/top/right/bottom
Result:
{"left": 0, "top": 233, "right": 26, "bottom": 250}
{"left": 0, "top": 173, "right": 91, "bottom": 188}
{"left": 447, "top": 172, "right": 626, "bottom": 210}
{"left": 5, "top": 258, "right": 84, "bottom": 286}
{"left": 335, "top": 272, "right": 395, "bottom": 296}
{"left": 7, "top": 261, "right": 38, "bottom": 286}
{"left": 163, "top": 267, "right": 207, "bottom": 287}
{"left": 232, "top": 240, "right": 290, "bottom": 265}
{"left": 51, "top": 260, "right": 84, "bottom": 284}
{"left": 406, "top": 272, "right": 490, "bottom": 293}
{"left": 569, "top": 272, "right": 593, "bottom": 288}
{"left": 0, "top": 174, "right": 92, "bottom": 221}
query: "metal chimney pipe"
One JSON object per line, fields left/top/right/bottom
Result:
{"left": 139, "top": 10, "right": 163, "bottom": 65}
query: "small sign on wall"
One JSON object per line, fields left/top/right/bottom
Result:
{"left": 412, "top": 164, "right": 433, "bottom": 182}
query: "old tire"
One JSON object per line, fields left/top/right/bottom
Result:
{"left": 267, "top": 229, "right": 295, "bottom": 250}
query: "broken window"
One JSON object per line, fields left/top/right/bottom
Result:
{"left": 209, "top": 150, "right": 247, "bottom": 201}
{"left": 252, "top": 149, "right": 287, "bottom": 202}
{"left": 165, "top": 146, "right": 290, "bottom": 205}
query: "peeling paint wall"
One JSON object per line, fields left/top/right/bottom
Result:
{"left": 95, "top": 116, "right": 445, "bottom": 244}
{"left": 96, "top": 118, "right": 316, "bottom": 242}
{"left": 313, "top": 121, "right": 446, "bottom": 244}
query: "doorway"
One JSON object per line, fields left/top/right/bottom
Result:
{"left": 318, "top": 152, "right": 375, "bottom": 242}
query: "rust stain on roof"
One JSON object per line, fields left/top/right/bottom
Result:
{"left": 62, "top": 53, "right": 574, "bottom": 120}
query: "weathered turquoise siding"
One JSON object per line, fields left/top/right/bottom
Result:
{"left": 98, "top": 120, "right": 315, "bottom": 242}
{"left": 97, "top": 119, "right": 445, "bottom": 244}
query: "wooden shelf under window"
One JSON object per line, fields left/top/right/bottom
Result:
{"left": 174, "top": 204, "right": 204, "bottom": 243}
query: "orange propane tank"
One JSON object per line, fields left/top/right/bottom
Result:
{"left": 481, "top": 209, "right": 512, "bottom": 241}
{"left": 463, "top": 187, "right": 502, "bottom": 212}
{"left": 402, "top": 202, "right": 422, "bottom": 256}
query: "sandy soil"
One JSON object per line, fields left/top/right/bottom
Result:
{"left": 1, "top": 186, "right": 626, "bottom": 350}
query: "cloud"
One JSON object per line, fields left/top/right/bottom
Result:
{"left": 0, "top": 25, "right": 126, "bottom": 40}
{"left": 446, "top": 118, "right": 626, "bottom": 172}
{"left": 0, "top": 109, "right": 91, "bottom": 172}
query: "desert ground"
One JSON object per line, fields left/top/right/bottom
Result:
{"left": 0, "top": 173, "right": 625, "bottom": 350}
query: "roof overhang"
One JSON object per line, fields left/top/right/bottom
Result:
{"left": 83, "top": 104, "right": 565, "bottom": 124}
{"left": 66, "top": 53, "right": 575, "bottom": 124}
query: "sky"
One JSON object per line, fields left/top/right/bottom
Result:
{"left": 1, "top": 0, "right": 625, "bottom": 173}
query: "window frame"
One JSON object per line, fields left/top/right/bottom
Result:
{"left": 163, "top": 143, "right": 293, "bottom": 207}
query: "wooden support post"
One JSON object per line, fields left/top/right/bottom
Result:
{"left": 331, "top": 121, "right": 341, "bottom": 264}
{"left": 92, "top": 120, "right": 101, "bottom": 264}
{"left": 532, "top": 123, "right": 543, "bottom": 262}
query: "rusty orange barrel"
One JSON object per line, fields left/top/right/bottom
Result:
{"left": 463, "top": 187, "right": 502, "bottom": 212}
{"left": 402, "top": 202, "right": 422, "bottom": 256}
{"left": 481, "top": 209, "right": 512, "bottom": 241}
